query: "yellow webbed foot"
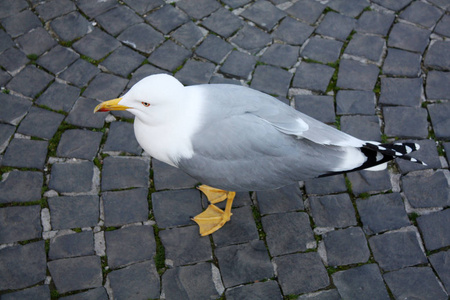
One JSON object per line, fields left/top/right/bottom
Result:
{"left": 193, "top": 186, "right": 236, "bottom": 236}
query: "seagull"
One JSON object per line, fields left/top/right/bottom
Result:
{"left": 94, "top": 74, "right": 424, "bottom": 236}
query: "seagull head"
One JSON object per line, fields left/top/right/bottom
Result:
{"left": 94, "top": 74, "right": 184, "bottom": 124}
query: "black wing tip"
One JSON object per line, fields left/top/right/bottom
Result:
{"left": 364, "top": 142, "right": 425, "bottom": 166}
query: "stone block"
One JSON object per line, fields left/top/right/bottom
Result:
{"left": 48, "top": 195, "right": 99, "bottom": 229}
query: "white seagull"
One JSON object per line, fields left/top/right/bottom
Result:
{"left": 94, "top": 74, "right": 424, "bottom": 236}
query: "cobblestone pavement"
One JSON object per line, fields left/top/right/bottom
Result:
{"left": 0, "top": 0, "right": 450, "bottom": 299}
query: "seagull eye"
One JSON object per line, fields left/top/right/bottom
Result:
{"left": 141, "top": 102, "right": 150, "bottom": 107}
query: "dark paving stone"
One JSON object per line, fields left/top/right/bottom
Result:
{"left": 108, "top": 260, "right": 160, "bottom": 300}
{"left": 36, "top": 81, "right": 80, "bottom": 112}
{"left": 1, "top": 10, "right": 41, "bottom": 38}
{"left": 152, "top": 159, "right": 198, "bottom": 191}
{"left": 101, "top": 156, "right": 149, "bottom": 191}
{"left": 0, "top": 124, "right": 15, "bottom": 153}
{"left": 315, "top": 12, "right": 356, "bottom": 41}
{"left": 202, "top": 8, "right": 244, "bottom": 38}
{"left": 403, "top": 171, "right": 449, "bottom": 208}
{"left": 50, "top": 11, "right": 93, "bottom": 42}
{"left": 216, "top": 240, "right": 273, "bottom": 288}
{"left": 49, "top": 231, "right": 94, "bottom": 260}
{"left": 251, "top": 65, "right": 292, "bottom": 97}
{"left": 417, "top": 209, "right": 450, "bottom": 251}
{"left": 0, "top": 93, "right": 31, "bottom": 125}
{"left": 160, "top": 225, "right": 212, "bottom": 266}
{"left": 425, "top": 41, "right": 450, "bottom": 71}
{"left": 117, "top": 23, "right": 164, "bottom": 54}
{"left": 356, "top": 193, "right": 410, "bottom": 235}
{"left": 298, "top": 289, "right": 341, "bottom": 300}
{"left": 429, "top": 0, "right": 449, "bottom": 10}
{"left": 274, "top": 252, "right": 329, "bottom": 294}
{"left": 429, "top": 250, "right": 450, "bottom": 293}
{"left": 152, "top": 189, "right": 202, "bottom": 228}
{"left": 231, "top": 24, "right": 271, "bottom": 54}
{"left": 0, "top": 0, "right": 28, "bottom": 19}
{"left": 103, "top": 188, "right": 149, "bottom": 227}
{"left": 383, "top": 48, "right": 421, "bottom": 77}
{"left": 103, "top": 121, "right": 142, "bottom": 155}
{"left": 35, "top": 0, "right": 76, "bottom": 21}
{"left": 295, "top": 95, "right": 335, "bottom": 124}
{"left": 122, "top": 0, "right": 163, "bottom": 14}
{"left": 332, "top": 264, "right": 389, "bottom": 300}
{"left": 0, "top": 69, "right": 11, "bottom": 86}
{"left": 336, "top": 59, "right": 379, "bottom": 91}
{"left": 428, "top": 102, "right": 450, "bottom": 139}
{"left": 16, "top": 27, "right": 56, "bottom": 56}
{"left": 285, "top": 0, "right": 325, "bottom": 24}
{"left": 48, "top": 161, "right": 95, "bottom": 194}
{"left": 17, "top": 106, "right": 64, "bottom": 140}
{"left": 1, "top": 285, "right": 50, "bottom": 300}
{"left": 175, "top": 59, "right": 216, "bottom": 85}
{"left": 73, "top": 28, "right": 120, "bottom": 61}
{"left": 305, "top": 174, "right": 347, "bottom": 195}
{"left": 255, "top": 184, "right": 304, "bottom": 215}
{"left": 60, "top": 287, "right": 108, "bottom": 300}
{"left": 371, "top": 0, "right": 412, "bottom": 11}
{"left": 356, "top": 10, "right": 395, "bottom": 36}
{"left": 196, "top": 35, "right": 232, "bottom": 64}
{"left": 211, "top": 206, "right": 259, "bottom": 247}
{"left": 0, "top": 170, "right": 43, "bottom": 204}
{"left": 96, "top": 5, "right": 143, "bottom": 36}
{"left": 0, "top": 29, "right": 14, "bottom": 53}
{"left": 262, "top": 211, "right": 314, "bottom": 256}
{"left": 346, "top": 168, "right": 391, "bottom": 195}
{"left": 0, "top": 241, "right": 46, "bottom": 290}
{"left": 388, "top": 22, "right": 431, "bottom": 53}
{"left": 209, "top": 75, "right": 242, "bottom": 85}
{"left": 400, "top": 1, "right": 443, "bottom": 28}
{"left": 59, "top": 58, "right": 100, "bottom": 87}
{"left": 444, "top": 142, "right": 450, "bottom": 166}
{"left": 309, "top": 193, "right": 357, "bottom": 228}
{"left": 383, "top": 106, "right": 428, "bottom": 138}
{"left": 435, "top": 14, "right": 450, "bottom": 37}
{"left": 222, "top": 0, "right": 251, "bottom": 8}
{"left": 76, "top": 0, "right": 117, "bottom": 18}
{"left": 105, "top": 225, "right": 156, "bottom": 269}
{"left": 2, "top": 138, "right": 48, "bottom": 170}
{"left": 6, "top": 65, "right": 53, "bottom": 98}
{"left": 426, "top": 71, "right": 450, "bottom": 100}
{"left": 66, "top": 97, "right": 107, "bottom": 128}
{"left": 380, "top": 77, "right": 423, "bottom": 107}
{"left": 301, "top": 36, "right": 343, "bottom": 64}
{"left": 241, "top": 1, "right": 286, "bottom": 31}
{"left": 48, "top": 255, "right": 103, "bottom": 294}
{"left": 396, "top": 139, "right": 441, "bottom": 173}
{"left": 341, "top": 114, "right": 381, "bottom": 142}
{"left": 328, "top": 0, "right": 369, "bottom": 17}
{"left": 148, "top": 40, "right": 191, "bottom": 72}
{"left": 336, "top": 90, "right": 375, "bottom": 115}
{"left": 172, "top": 22, "right": 204, "bottom": 49}
{"left": 260, "top": 44, "right": 299, "bottom": 69}
{"left": 83, "top": 73, "right": 128, "bottom": 100}
{"left": 383, "top": 267, "right": 448, "bottom": 300}
{"left": 293, "top": 62, "right": 334, "bottom": 92}
{"left": 162, "top": 263, "right": 220, "bottom": 299}
{"left": 100, "top": 46, "right": 145, "bottom": 77}
{"left": 37, "top": 45, "right": 80, "bottom": 75}
{"left": 220, "top": 51, "right": 256, "bottom": 79}
{"left": 0, "top": 47, "right": 29, "bottom": 74}
{"left": 146, "top": 5, "right": 189, "bottom": 35}
{"left": 226, "top": 280, "right": 282, "bottom": 300}
{"left": 324, "top": 227, "right": 370, "bottom": 266}
{"left": 344, "top": 33, "right": 385, "bottom": 62}
{"left": 272, "top": 17, "right": 314, "bottom": 45}
{"left": 177, "top": 0, "right": 220, "bottom": 19}
{"left": 369, "top": 230, "right": 427, "bottom": 271}
{"left": 48, "top": 195, "right": 99, "bottom": 229}
{"left": 0, "top": 205, "right": 41, "bottom": 244}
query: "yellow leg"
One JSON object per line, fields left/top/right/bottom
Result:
{"left": 192, "top": 185, "right": 235, "bottom": 236}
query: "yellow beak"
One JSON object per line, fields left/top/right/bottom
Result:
{"left": 93, "top": 98, "right": 130, "bottom": 113}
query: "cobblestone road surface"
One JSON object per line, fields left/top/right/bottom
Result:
{"left": 0, "top": 0, "right": 450, "bottom": 299}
